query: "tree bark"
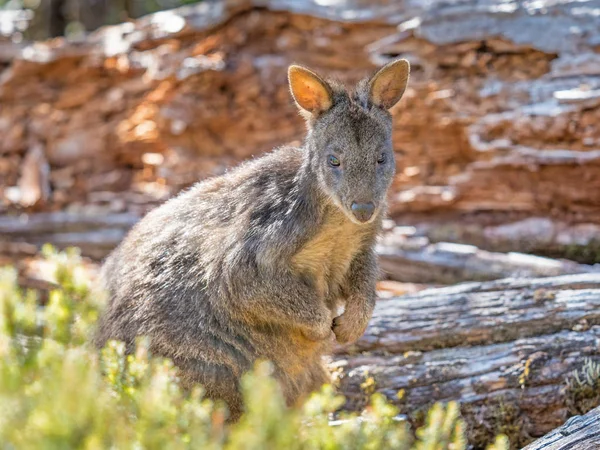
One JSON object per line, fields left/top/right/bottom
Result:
{"left": 523, "top": 407, "right": 600, "bottom": 450}
{"left": 334, "top": 274, "right": 600, "bottom": 448}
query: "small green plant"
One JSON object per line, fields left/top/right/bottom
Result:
{"left": 462, "top": 397, "right": 529, "bottom": 449}
{"left": 414, "top": 402, "right": 466, "bottom": 450}
{"left": 0, "top": 247, "right": 509, "bottom": 449}
{"left": 486, "top": 435, "right": 510, "bottom": 450}
{"left": 565, "top": 358, "right": 600, "bottom": 415}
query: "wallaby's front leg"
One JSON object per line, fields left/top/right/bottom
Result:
{"left": 332, "top": 249, "right": 377, "bottom": 344}
{"left": 231, "top": 269, "right": 334, "bottom": 342}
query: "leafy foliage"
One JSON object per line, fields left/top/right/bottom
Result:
{"left": 0, "top": 247, "right": 509, "bottom": 449}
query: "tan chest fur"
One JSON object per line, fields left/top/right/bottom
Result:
{"left": 291, "top": 209, "right": 366, "bottom": 300}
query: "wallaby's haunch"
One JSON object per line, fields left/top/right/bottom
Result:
{"left": 95, "top": 59, "right": 410, "bottom": 420}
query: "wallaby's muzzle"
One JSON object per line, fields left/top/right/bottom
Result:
{"left": 350, "top": 202, "right": 375, "bottom": 223}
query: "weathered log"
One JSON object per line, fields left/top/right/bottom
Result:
{"left": 387, "top": 217, "right": 600, "bottom": 266}
{"left": 6, "top": 228, "right": 600, "bottom": 447}
{"left": 0, "top": 212, "right": 139, "bottom": 259}
{"left": 344, "top": 272, "right": 600, "bottom": 355}
{"left": 0, "top": 212, "right": 139, "bottom": 234}
{"left": 335, "top": 274, "right": 600, "bottom": 448}
{"left": 523, "top": 407, "right": 600, "bottom": 450}
{"left": 377, "top": 228, "right": 597, "bottom": 284}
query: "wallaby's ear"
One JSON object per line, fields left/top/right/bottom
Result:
{"left": 288, "top": 65, "right": 333, "bottom": 115}
{"left": 369, "top": 59, "right": 410, "bottom": 110}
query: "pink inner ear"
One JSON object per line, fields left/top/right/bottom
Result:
{"left": 380, "top": 84, "right": 403, "bottom": 102}
{"left": 289, "top": 68, "right": 332, "bottom": 113}
{"left": 298, "top": 85, "right": 321, "bottom": 111}
{"left": 370, "top": 61, "right": 409, "bottom": 109}
{"left": 373, "top": 74, "right": 402, "bottom": 107}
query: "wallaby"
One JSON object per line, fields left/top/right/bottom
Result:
{"left": 95, "top": 59, "right": 410, "bottom": 420}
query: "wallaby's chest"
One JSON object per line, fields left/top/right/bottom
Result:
{"left": 290, "top": 212, "right": 366, "bottom": 300}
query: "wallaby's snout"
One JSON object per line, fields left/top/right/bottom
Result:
{"left": 351, "top": 202, "right": 375, "bottom": 223}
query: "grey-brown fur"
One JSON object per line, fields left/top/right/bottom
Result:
{"left": 95, "top": 59, "right": 410, "bottom": 420}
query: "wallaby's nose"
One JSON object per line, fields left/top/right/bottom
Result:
{"left": 351, "top": 202, "right": 375, "bottom": 223}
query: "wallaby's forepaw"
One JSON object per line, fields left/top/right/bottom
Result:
{"left": 301, "top": 318, "right": 335, "bottom": 342}
{"left": 302, "top": 327, "right": 335, "bottom": 342}
{"left": 332, "top": 312, "right": 368, "bottom": 345}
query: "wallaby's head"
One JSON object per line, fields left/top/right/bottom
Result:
{"left": 288, "top": 59, "right": 409, "bottom": 225}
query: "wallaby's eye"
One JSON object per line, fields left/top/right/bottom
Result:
{"left": 328, "top": 155, "right": 341, "bottom": 167}
{"left": 377, "top": 153, "right": 386, "bottom": 164}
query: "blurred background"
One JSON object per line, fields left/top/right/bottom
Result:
{"left": 1, "top": 0, "right": 600, "bottom": 287}
{"left": 3, "top": 2, "right": 600, "bottom": 446}
{"left": 0, "top": 0, "right": 198, "bottom": 41}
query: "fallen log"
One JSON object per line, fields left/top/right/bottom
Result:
{"left": 345, "top": 273, "right": 600, "bottom": 355}
{"left": 0, "top": 212, "right": 139, "bottom": 234}
{"left": 335, "top": 273, "right": 600, "bottom": 448}
{"left": 381, "top": 217, "right": 600, "bottom": 266}
{"left": 523, "top": 406, "right": 600, "bottom": 450}
{"left": 377, "top": 228, "right": 597, "bottom": 284}
{"left": 0, "top": 212, "right": 139, "bottom": 259}
{"left": 4, "top": 212, "right": 598, "bottom": 287}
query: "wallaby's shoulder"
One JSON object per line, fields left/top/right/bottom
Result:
{"left": 124, "top": 145, "right": 304, "bottom": 227}
{"left": 211, "top": 145, "right": 304, "bottom": 183}
{"left": 113, "top": 145, "right": 312, "bottom": 261}
{"left": 171, "top": 145, "right": 305, "bottom": 204}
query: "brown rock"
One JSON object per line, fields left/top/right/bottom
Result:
{"left": 15, "top": 143, "right": 50, "bottom": 208}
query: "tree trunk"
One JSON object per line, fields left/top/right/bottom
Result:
{"left": 49, "top": 0, "right": 67, "bottom": 37}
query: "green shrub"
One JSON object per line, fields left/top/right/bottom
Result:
{"left": 0, "top": 247, "right": 508, "bottom": 449}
